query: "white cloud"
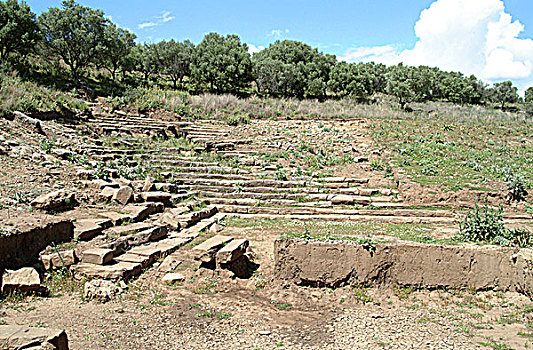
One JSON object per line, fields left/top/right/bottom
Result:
{"left": 138, "top": 10, "right": 175, "bottom": 30}
{"left": 268, "top": 29, "right": 289, "bottom": 38}
{"left": 340, "top": 45, "right": 401, "bottom": 65}
{"left": 248, "top": 44, "right": 265, "bottom": 54}
{"left": 340, "top": 0, "right": 533, "bottom": 93}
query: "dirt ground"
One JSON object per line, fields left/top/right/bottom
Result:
{"left": 1, "top": 111, "right": 532, "bottom": 350}
{"left": 2, "top": 223, "right": 533, "bottom": 350}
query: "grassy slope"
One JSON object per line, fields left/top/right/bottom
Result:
{"left": 371, "top": 113, "right": 532, "bottom": 190}
{"left": 0, "top": 73, "right": 87, "bottom": 117}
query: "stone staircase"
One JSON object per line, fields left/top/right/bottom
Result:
{"left": 45, "top": 199, "right": 223, "bottom": 281}
{"left": 67, "top": 104, "right": 532, "bottom": 246}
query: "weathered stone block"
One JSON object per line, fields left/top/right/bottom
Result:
{"left": 192, "top": 235, "right": 233, "bottom": 263}
{"left": 41, "top": 250, "right": 77, "bottom": 270}
{"left": 81, "top": 248, "right": 114, "bottom": 265}
{"left": 216, "top": 239, "right": 249, "bottom": 265}
{"left": 2, "top": 267, "right": 41, "bottom": 294}
{"left": 0, "top": 325, "right": 68, "bottom": 350}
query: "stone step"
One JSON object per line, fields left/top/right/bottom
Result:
{"left": 169, "top": 213, "right": 226, "bottom": 238}
{"left": 170, "top": 178, "right": 310, "bottom": 188}
{"left": 72, "top": 261, "right": 142, "bottom": 280}
{"left": 153, "top": 166, "right": 250, "bottom": 175}
{"left": 41, "top": 250, "right": 77, "bottom": 270}
{"left": 0, "top": 325, "right": 68, "bottom": 350}
{"left": 137, "top": 159, "right": 220, "bottom": 167}
{"left": 181, "top": 127, "right": 229, "bottom": 134}
{"left": 192, "top": 235, "right": 234, "bottom": 263}
{"left": 319, "top": 177, "right": 370, "bottom": 184}
{"left": 74, "top": 218, "right": 113, "bottom": 241}
{"left": 106, "top": 222, "right": 153, "bottom": 237}
{"left": 97, "top": 202, "right": 164, "bottom": 225}
{"left": 175, "top": 205, "right": 219, "bottom": 229}
{"left": 81, "top": 148, "right": 135, "bottom": 155}
{"left": 140, "top": 191, "right": 173, "bottom": 203}
{"left": 216, "top": 238, "right": 249, "bottom": 265}
{"left": 97, "top": 123, "right": 168, "bottom": 131}
{"left": 102, "top": 225, "right": 168, "bottom": 256}
{"left": 219, "top": 204, "right": 457, "bottom": 218}
{"left": 81, "top": 248, "right": 114, "bottom": 265}
{"left": 226, "top": 213, "right": 457, "bottom": 224}
{"left": 160, "top": 172, "right": 251, "bottom": 181}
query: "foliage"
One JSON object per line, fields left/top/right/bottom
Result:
{"left": 386, "top": 64, "right": 417, "bottom": 109}
{"left": 506, "top": 173, "right": 529, "bottom": 202}
{"left": 371, "top": 113, "right": 532, "bottom": 190}
{"left": 153, "top": 39, "right": 194, "bottom": 89}
{"left": 107, "top": 86, "right": 191, "bottom": 114}
{"left": 457, "top": 203, "right": 532, "bottom": 248}
{"left": 525, "top": 87, "right": 533, "bottom": 118}
{"left": 0, "top": 0, "right": 40, "bottom": 61}
{"left": 225, "top": 113, "right": 249, "bottom": 126}
{"left": 526, "top": 87, "right": 533, "bottom": 104}
{"left": 328, "top": 61, "right": 386, "bottom": 99}
{"left": 252, "top": 40, "right": 335, "bottom": 99}
{"left": 38, "top": 0, "right": 107, "bottom": 80}
{"left": 457, "top": 203, "right": 507, "bottom": 243}
{"left": 0, "top": 72, "right": 87, "bottom": 117}
{"left": 100, "top": 23, "right": 136, "bottom": 81}
{"left": 490, "top": 81, "right": 519, "bottom": 110}
{"left": 192, "top": 32, "right": 252, "bottom": 92}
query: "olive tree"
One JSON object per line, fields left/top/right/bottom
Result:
{"left": 153, "top": 39, "right": 194, "bottom": 89}
{"left": 100, "top": 23, "right": 136, "bottom": 81}
{"left": 253, "top": 40, "right": 334, "bottom": 98}
{"left": 192, "top": 32, "right": 252, "bottom": 92}
{"left": 492, "top": 81, "right": 519, "bottom": 110}
{"left": 38, "top": 0, "right": 107, "bottom": 81}
{"left": 0, "top": 0, "right": 40, "bottom": 60}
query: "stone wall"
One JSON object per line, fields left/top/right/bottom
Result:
{"left": 274, "top": 238, "right": 533, "bottom": 297}
{"left": 0, "top": 219, "right": 74, "bottom": 271}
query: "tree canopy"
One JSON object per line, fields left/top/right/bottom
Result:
{"left": 0, "top": 0, "right": 40, "bottom": 60}
{"left": 192, "top": 33, "right": 252, "bottom": 93}
{"left": 100, "top": 23, "right": 136, "bottom": 81}
{"left": 0, "top": 0, "right": 529, "bottom": 111}
{"left": 253, "top": 40, "right": 335, "bottom": 98}
{"left": 153, "top": 39, "right": 194, "bottom": 89}
{"left": 38, "top": 0, "right": 107, "bottom": 80}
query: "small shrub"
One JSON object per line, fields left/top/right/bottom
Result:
{"left": 274, "top": 169, "right": 288, "bottom": 181}
{"left": 370, "top": 159, "right": 384, "bottom": 171}
{"left": 39, "top": 139, "right": 56, "bottom": 153}
{"left": 225, "top": 113, "right": 250, "bottom": 126}
{"left": 457, "top": 203, "right": 506, "bottom": 243}
{"left": 506, "top": 173, "right": 529, "bottom": 202}
{"left": 353, "top": 286, "right": 373, "bottom": 304}
{"left": 457, "top": 202, "right": 533, "bottom": 248}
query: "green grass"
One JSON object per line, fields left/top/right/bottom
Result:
{"left": 0, "top": 73, "right": 87, "bottom": 118}
{"left": 271, "top": 300, "right": 291, "bottom": 311}
{"left": 44, "top": 268, "right": 85, "bottom": 297}
{"left": 192, "top": 280, "right": 218, "bottom": 295}
{"left": 370, "top": 113, "right": 532, "bottom": 191}
{"left": 223, "top": 217, "right": 456, "bottom": 245}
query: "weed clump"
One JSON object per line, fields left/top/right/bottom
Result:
{"left": 457, "top": 203, "right": 532, "bottom": 248}
{"left": 506, "top": 173, "right": 529, "bottom": 202}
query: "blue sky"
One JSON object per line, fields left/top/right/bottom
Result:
{"left": 27, "top": 0, "right": 533, "bottom": 91}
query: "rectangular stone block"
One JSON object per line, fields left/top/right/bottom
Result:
{"left": 192, "top": 235, "right": 233, "bottom": 263}
{"left": 81, "top": 248, "right": 114, "bottom": 265}
{"left": 216, "top": 239, "right": 249, "bottom": 265}
{"left": 41, "top": 250, "right": 77, "bottom": 270}
{"left": 0, "top": 325, "right": 68, "bottom": 350}
{"left": 2, "top": 267, "right": 41, "bottom": 293}
{"left": 72, "top": 262, "right": 142, "bottom": 280}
